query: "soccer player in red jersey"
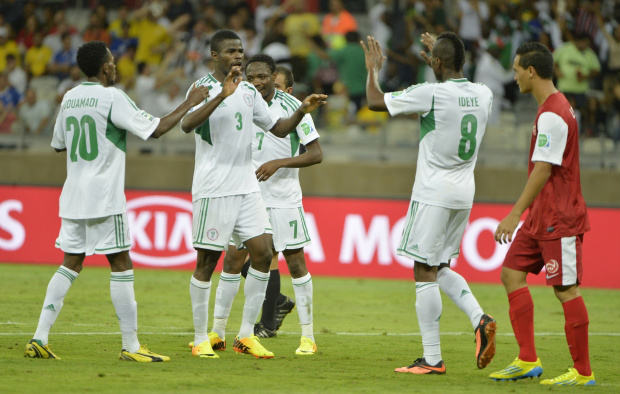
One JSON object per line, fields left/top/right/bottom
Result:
{"left": 489, "top": 42, "right": 595, "bottom": 386}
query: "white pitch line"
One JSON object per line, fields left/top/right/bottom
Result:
{"left": 1, "top": 331, "right": 619, "bottom": 336}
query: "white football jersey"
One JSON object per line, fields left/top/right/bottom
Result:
{"left": 384, "top": 79, "right": 493, "bottom": 209}
{"left": 252, "top": 90, "right": 319, "bottom": 208}
{"left": 51, "top": 82, "right": 160, "bottom": 219}
{"left": 186, "top": 74, "right": 279, "bottom": 201}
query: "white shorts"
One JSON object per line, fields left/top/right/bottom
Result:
{"left": 55, "top": 213, "right": 131, "bottom": 256}
{"left": 396, "top": 200, "right": 470, "bottom": 266}
{"left": 268, "top": 206, "right": 312, "bottom": 252}
{"left": 193, "top": 192, "right": 272, "bottom": 251}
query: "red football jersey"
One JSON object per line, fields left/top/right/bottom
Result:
{"left": 520, "top": 92, "right": 590, "bottom": 240}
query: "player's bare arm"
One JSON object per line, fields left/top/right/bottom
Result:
{"left": 269, "top": 94, "right": 327, "bottom": 138}
{"left": 152, "top": 84, "right": 210, "bottom": 138}
{"left": 361, "top": 36, "right": 388, "bottom": 111}
{"left": 494, "top": 161, "right": 552, "bottom": 244}
{"left": 256, "top": 139, "right": 323, "bottom": 182}
{"left": 181, "top": 67, "right": 243, "bottom": 133}
{"left": 420, "top": 32, "right": 436, "bottom": 66}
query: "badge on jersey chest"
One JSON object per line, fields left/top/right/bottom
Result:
{"left": 243, "top": 93, "right": 253, "bottom": 107}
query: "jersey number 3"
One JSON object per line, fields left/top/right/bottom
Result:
{"left": 458, "top": 114, "right": 477, "bottom": 160}
{"left": 67, "top": 115, "right": 98, "bottom": 162}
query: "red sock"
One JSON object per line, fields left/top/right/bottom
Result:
{"left": 562, "top": 297, "right": 592, "bottom": 376}
{"left": 508, "top": 287, "right": 537, "bottom": 362}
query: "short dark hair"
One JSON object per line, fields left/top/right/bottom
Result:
{"left": 210, "top": 29, "right": 241, "bottom": 53}
{"left": 516, "top": 41, "right": 554, "bottom": 79}
{"left": 137, "top": 62, "right": 147, "bottom": 74}
{"left": 276, "top": 65, "right": 294, "bottom": 88}
{"left": 434, "top": 32, "right": 465, "bottom": 72}
{"left": 76, "top": 40, "right": 109, "bottom": 77}
{"left": 245, "top": 53, "right": 276, "bottom": 73}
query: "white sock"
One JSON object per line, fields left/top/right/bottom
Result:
{"left": 415, "top": 282, "right": 442, "bottom": 365}
{"left": 190, "top": 276, "right": 211, "bottom": 345}
{"left": 110, "top": 270, "right": 140, "bottom": 353}
{"left": 238, "top": 267, "right": 269, "bottom": 339}
{"left": 212, "top": 272, "right": 241, "bottom": 339}
{"left": 292, "top": 273, "right": 314, "bottom": 341}
{"left": 437, "top": 268, "right": 484, "bottom": 330}
{"left": 33, "top": 266, "right": 79, "bottom": 345}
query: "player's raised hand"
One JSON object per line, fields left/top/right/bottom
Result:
{"left": 420, "top": 32, "right": 436, "bottom": 67}
{"left": 221, "top": 66, "right": 243, "bottom": 98}
{"left": 360, "top": 36, "right": 386, "bottom": 71}
{"left": 300, "top": 93, "right": 328, "bottom": 113}
{"left": 494, "top": 213, "right": 520, "bottom": 244}
{"left": 186, "top": 83, "right": 210, "bottom": 106}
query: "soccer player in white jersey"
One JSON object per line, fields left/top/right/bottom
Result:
{"left": 24, "top": 41, "right": 209, "bottom": 362}
{"left": 180, "top": 30, "right": 326, "bottom": 359}
{"left": 361, "top": 32, "right": 497, "bottom": 374}
{"left": 210, "top": 55, "right": 322, "bottom": 355}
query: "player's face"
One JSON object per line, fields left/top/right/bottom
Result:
{"left": 245, "top": 62, "right": 276, "bottom": 99}
{"left": 512, "top": 55, "right": 531, "bottom": 94}
{"left": 213, "top": 39, "right": 244, "bottom": 74}
{"left": 103, "top": 49, "right": 116, "bottom": 86}
{"left": 274, "top": 73, "right": 292, "bottom": 94}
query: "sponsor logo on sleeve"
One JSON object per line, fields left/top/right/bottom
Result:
{"left": 301, "top": 123, "right": 312, "bottom": 135}
{"left": 140, "top": 111, "right": 154, "bottom": 121}
{"left": 537, "top": 133, "right": 550, "bottom": 147}
{"left": 391, "top": 91, "right": 404, "bottom": 98}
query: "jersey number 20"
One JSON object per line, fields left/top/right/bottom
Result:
{"left": 458, "top": 114, "right": 477, "bottom": 160}
{"left": 67, "top": 115, "right": 98, "bottom": 162}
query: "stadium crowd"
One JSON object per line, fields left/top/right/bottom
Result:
{"left": 0, "top": 0, "right": 618, "bottom": 152}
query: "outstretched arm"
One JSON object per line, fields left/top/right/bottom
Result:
{"left": 360, "top": 36, "right": 387, "bottom": 111}
{"left": 269, "top": 94, "right": 327, "bottom": 138}
{"left": 494, "top": 161, "right": 552, "bottom": 244}
{"left": 255, "top": 138, "right": 323, "bottom": 181}
{"left": 181, "top": 66, "right": 243, "bottom": 133}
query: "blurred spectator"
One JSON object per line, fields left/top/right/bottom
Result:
{"left": 134, "top": 51, "right": 184, "bottom": 115}
{"left": 95, "top": 4, "right": 110, "bottom": 29}
{"left": 24, "top": 31, "right": 53, "bottom": 78}
{"left": 597, "top": 11, "right": 620, "bottom": 107}
{"left": 255, "top": 0, "right": 281, "bottom": 40}
{"left": 83, "top": 11, "right": 111, "bottom": 45}
{"left": 0, "top": 72, "right": 21, "bottom": 109}
{"left": 412, "top": 0, "right": 449, "bottom": 34}
{"left": 5, "top": 53, "right": 27, "bottom": 94}
{"left": 457, "top": 0, "right": 489, "bottom": 52}
{"left": 48, "top": 33, "right": 77, "bottom": 80}
{"left": 0, "top": 100, "right": 18, "bottom": 133}
{"left": 167, "top": 0, "right": 194, "bottom": 26}
{"left": 183, "top": 19, "right": 215, "bottom": 79}
{"left": 554, "top": 32, "right": 601, "bottom": 133}
{"left": 116, "top": 44, "right": 138, "bottom": 90}
{"left": 0, "top": 0, "right": 27, "bottom": 36}
{"left": 56, "top": 65, "right": 85, "bottom": 104}
{"left": 327, "top": 31, "right": 367, "bottom": 115}
{"left": 581, "top": 95, "right": 606, "bottom": 137}
{"left": 108, "top": 6, "right": 139, "bottom": 39}
{"left": 474, "top": 41, "right": 513, "bottom": 125}
{"left": 109, "top": 22, "right": 139, "bottom": 58}
{"left": 152, "top": 82, "right": 185, "bottom": 118}
{"left": 16, "top": 14, "right": 39, "bottom": 50}
{"left": 43, "top": 11, "right": 83, "bottom": 54}
{"left": 133, "top": 4, "right": 174, "bottom": 66}
{"left": 369, "top": 0, "right": 392, "bottom": 52}
{"left": 322, "top": 0, "right": 358, "bottom": 49}
{"left": 0, "top": 27, "right": 20, "bottom": 72}
{"left": 262, "top": 16, "right": 293, "bottom": 69}
{"left": 574, "top": 0, "right": 600, "bottom": 45}
{"left": 283, "top": 0, "right": 321, "bottom": 82}
{"left": 307, "top": 35, "right": 338, "bottom": 95}
{"left": 18, "top": 88, "right": 52, "bottom": 135}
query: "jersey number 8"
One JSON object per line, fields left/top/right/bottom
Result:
{"left": 458, "top": 114, "right": 477, "bottom": 160}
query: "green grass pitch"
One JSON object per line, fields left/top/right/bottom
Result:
{"left": 1, "top": 263, "right": 618, "bottom": 393}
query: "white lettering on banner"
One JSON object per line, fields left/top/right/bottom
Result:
{"left": 461, "top": 217, "right": 522, "bottom": 272}
{"left": 340, "top": 214, "right": 392, "bottom": 265}
{"left": 126, "top": 196, "right": 196, "bottom": 267}
{"left": 304, "top": 213, "right": 325, "bottom": 262}
{"left": 0, "top": 200, "right": 26, "bottom": 251}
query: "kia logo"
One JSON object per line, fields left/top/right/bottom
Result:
{"left": 126, "top": 195, "right": 196, "bottom": 267}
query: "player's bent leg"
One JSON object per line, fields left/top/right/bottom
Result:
{"left": 489, "top": 357, "right": 543, "bottom": 381}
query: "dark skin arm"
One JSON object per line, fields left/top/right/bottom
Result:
{"left": 255, "top": 138, "right": 323, "bottom": 182}
{"left": 360, "top": 36, "right": 388, "bottom": 111}
{"left": 269, "top": 94, "right": 327, "bottom": 138}
{"left": 494, "top": 161, "right": 552, "bottom": 244}
{"left": 181, "top": 66, "right": 243, "bottom": 133}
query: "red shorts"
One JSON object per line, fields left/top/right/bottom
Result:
{"left": 503, "top": 230, "right": 584, "bottom": 286}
